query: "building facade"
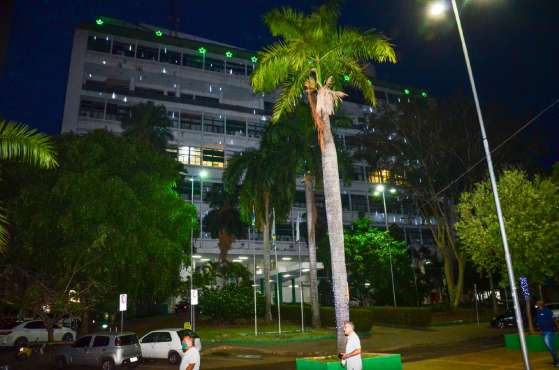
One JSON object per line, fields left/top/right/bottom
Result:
{"left": 61, "top": 17, "right": 436, "bottom": 304}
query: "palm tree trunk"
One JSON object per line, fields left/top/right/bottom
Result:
{"left": 304, "top": 173, "right": 321, "bottom": 328}
{"left": 317, "top": 113, "right": 350, "bottom": 352}
{"left": 263, "top": 192, "right": 273, "bottom": 322}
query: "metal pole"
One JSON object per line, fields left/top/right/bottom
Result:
{"left": 449, "top": 1, "right": 530, "bottom": 368}
{"left": 190, "top": 178, "right": 194, "bottom": 329}
{"left": 474, "top": 283, "right": 480, "bottom": 327}
{"left": 120, "top": 311, "right": 123, "bottom": 333}
{"left": 251, "top": 225, "right": 258, "bottom": 336}
{"left": 296, "top": 213, "right": 304, "bottom": 333}
{"left": 382, "top": 191, "right": 397, "bottom": 307}
{"left": 273, "top": 208, "right": 281, "bottom": 335}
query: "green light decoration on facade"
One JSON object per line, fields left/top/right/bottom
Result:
{"left": 96, "top": 18, "right": 104, "bottom": 26}
{"left": 404, "top": 88, "right": 411, "bottom": 95}
{"left": 198, "top": 47, "right": 207, "bottom": 55}
{"left": 251, "top": 56, "right": 258, "bottom": 63}
{"left": 155, "top": 30, "right": 163, "bottom": 37}
{"left": 421, "top": 91, "right": 428, "bottom": 98}
{"left": 225, "top": 51, "right": 233, "bottom": 58}
{"left": 343, "top": 74, "right": 350, "bottom": 81}
{"left": 367, "top": 80, "right": 372, "bottom": 85}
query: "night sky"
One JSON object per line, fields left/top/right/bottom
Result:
{"left": 1, "top": 0, "right": 558, "bottom": 164}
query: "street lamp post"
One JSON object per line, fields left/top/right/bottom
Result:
{"left": 428, "top": 1, "right": 531, "bottom": 368}
{"left": 374, "top": 184, "right": 397, "bottom": 307}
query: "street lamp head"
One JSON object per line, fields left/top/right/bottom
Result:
{"left": 199, "top": 170, "right": 208, "bottom": 179}
{"left": 375, "top": 184, "right": 385, "bottom": 192}
{"left": 428, "top": 1, "right": 448, "bottom": 19}
{"left": 389, "top": 188, "right": 397, "bottom": 194}
{"left": 373, "top": 191, "right": 381, "bottom": 197}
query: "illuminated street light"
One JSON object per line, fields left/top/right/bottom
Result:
{"left": 375, "top": 184, "right": 385, "bottom": 192}
{"left": 427, "top": 1, "right": 531, "bottom": 368}
{"left": 389, "top": 188, "right": 397, "bottom": 194}
{"left": 428, "top": 1, "right": 448, "bottom": 18}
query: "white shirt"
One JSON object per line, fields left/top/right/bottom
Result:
{"left": 179, "top": 347, "right": 200, "bottom": 370}
{"left": 345, "top": 332, "right": 362, "bottom": 370}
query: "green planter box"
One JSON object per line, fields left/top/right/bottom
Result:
{"left": 296, "top": 353, "right": 402, "bottom": 370}
{"left": 505, "top": 334, "right": 559, "bottom": 352}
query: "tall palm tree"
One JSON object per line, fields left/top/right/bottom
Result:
{"left": 252, "top": 1, "right": 396, "bottom": 349}
{"left": 224, "top": 146, "right": 296, "bottom": 321}
{"left": 0, "top": 120, "right": 58, "bottom": 248}
{"left": 204, "top": 183, "right": 245, "bottom": 261}
{"left": 121, "top": 101, "right": 173, "bottom": 151}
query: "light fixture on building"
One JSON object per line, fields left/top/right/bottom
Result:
{"left": 88, "top": 73, "right": 92, "bottom": 79}
{"left": 302, "top": 268, "right": 310, "bottom": 273}
{"left": 364, "top": 282, "right": 371, "bottom": 287}
{"left": 200, "top": 258, "right": 210, "bottom": 262}
{"left": 155, "top": 30, "right": 163, "bottom": 37}
{"left": 162, "top": 67, "right": 167, "bottom": 74}
{"left": 238, "top": 256, "right": 249, "bottom": 260}
{"left": 281, "top": 257, "right": 292, "bottom": 261}
{"left": 102, "top": 60, "right": 107, "bottom": 65}
{"left": 123, "top": 96, "right": 128, "bottom": 103}
{"left": 283, "top": 274, "right": 291, "bottom": 278}
{"left": 96, "top": 18, "right": 104, "bottom": 26}
{"left": 198, "top": 47, "right": 206, "bottom": 55}
{"left": 111, "top": 92, "right": 116, "bottom": 99}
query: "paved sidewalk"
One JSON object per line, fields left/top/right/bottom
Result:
{"left": 405, "top": 348, "right": 553, "bottom": 370}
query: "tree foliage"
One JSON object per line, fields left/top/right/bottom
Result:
{"left": 456, "top": 169, "right": 559, "bottom": 287}
{"left": 1, "top": 130, "right": 195, "bottom": 330}
{"left": 121, "top": 101, "right": 173, "bottom": 152}
{"left": 344, "top": 217, "right": 425, "bottom": 306}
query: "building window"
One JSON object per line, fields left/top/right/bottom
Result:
{"left": 87, "top": 35, "right": 111, "bottom": 53}
{"left": 247, "top": 64, "right": 254, "bottom": 76}
{"left": 205, "top": 57, "right": 224, "bottom": 73}
{"left": 180, "top": 112, "right": 202, "bottom": 131}
{"left": 341, "top": 193, "right": 350, "bottom": 211}
{"left": 168, "top": 111, "right": 179, "bottom": 128}
{"left": 351, "top": 194, "right": 368, "bottom": 213}
{"left": 225, "top": 61, "right": 246, "bottom": 76}
{"left": 368, "top": 196, "right": 383, "bottom": 213}
{"left": 203, "top": 114, "right": 224, "bottom": 134}
{"left": 182, "top": 53, "right": 204, "bottom": 69}
{"left": 368, "top": 169, "right": 391, "bottom": 184}
{"left": 105, "top": 102, "right": 129, "bottom": 121}
{"left": 160, "top": 48, "right": 181, "bottom": 65}
{"left": 352, "top": 166, "right": 365, "bottom": 182}
{"left": 294, "top": 191, "right": 306, "bottom": 208}
{"left": 247, "top": 122, "right": 265, "bottom": 138}
{"left": 202, "top": 149, "right": 225, "bottom": 168}
{"left": 226, "top": 119, "right": 246, "bottom": 136}
{"left": 178, "top": 146, "right": 201, "bottom": 166}
{"left": 136, "top": 44, "right": 159, "bottom": 61}
{"left": 112, "top": 40, "right": 135, "bottom": 57}
{"left": 79, "top": 98, "right": 105, "bottom": 119}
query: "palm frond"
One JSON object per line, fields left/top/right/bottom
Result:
{"left": 264, "top": 7, "right": 305, "bottom": 39}
{"left": 0, "top": 206, "right": 7, "bottom": 250}
{"left": 272, "top": 71, "right": 309, "bottom": 123}
{"left": 330, "top": 28, "right": 397, "bottom": 65}
{"left": 252, "top": 43, "right": 294, "bottom": 92}
{"left": 346, "top": 62, "right": 377, "bottom": 106}
{"left": 0, "top": 120, "right": 58, "bottom": 169}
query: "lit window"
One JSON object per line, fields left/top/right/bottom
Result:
{"left": 368, "top": 169, "right": 391, "bottom": 184}
{"left": 202, "top": 149, "right": 225, "bottom": 168}
{"left": 177, "top": 146, "right": 202, "bottom": 166}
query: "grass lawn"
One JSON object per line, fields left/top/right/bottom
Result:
{"left": 126, "top": 313, "right": 333, "bottom": 343}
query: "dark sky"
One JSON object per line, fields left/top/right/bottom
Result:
{"left": 1, "top": 0, "right": 558, "bottom": 163}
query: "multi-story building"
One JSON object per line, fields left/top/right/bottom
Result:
{"left": 61, "top": 17, "right": 436, "bottom": 304}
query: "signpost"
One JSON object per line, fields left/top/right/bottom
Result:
{"left": 119, "top": 293, "right": 127, "bottom": 333}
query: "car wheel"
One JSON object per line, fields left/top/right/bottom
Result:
{"left": 14, "top": 337, "right": 28, "bottom": 348}
{"left": 62, "top": 333, "right": 73, "bottom": 342}
{"left": 168, "top": 350, "right": 181, "bottom": 365}
{"left": 101, "top": 359, "right": 115, "bottom": 370}
{"left": 497, "top": 321, "right": 505, "bottom": 329}
{"left": 55, "top": 356, "right": 67, "bottom": 369}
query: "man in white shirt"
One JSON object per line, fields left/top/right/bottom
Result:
{"left": 179, "top": 335, "right": 200, "bottom": 370}
{"left": 341, "top": 321, "right": 362, "bottom": 370}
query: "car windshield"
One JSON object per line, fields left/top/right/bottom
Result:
{"left": 116, "top": 334, "right": 138, "bottom": 346}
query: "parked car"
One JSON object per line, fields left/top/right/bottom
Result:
{"left": 0, "top": 320, "right": 76, "bottom": 347}
{"left": 490, "top": 311, "right": 517, "bottom": 328}
{"left": 174, "top": 300, "right": 189, "bottom": 314}
{"left": 55, "top": 332, "right": 141, "bottom": 369}
{"left": 139, "top": 329, "right": 202, "bottom": 365}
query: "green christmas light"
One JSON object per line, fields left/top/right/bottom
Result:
{"left": 198, "top": 47, "right": 207, "bottom": 55}
{"left": 421, "top": 91, "right": 428, "bottom": 98}
{"left": 155, "top": 30, "right": 163, "bottom": 37}
{"left": 251, "top": 56, "right": 258, "bottom": 63}
{"left": 225, "top": 51, "right": 233, "bottom": 58}
{"left": 343, "top": 75, "right": 350, "bottom": 82}
{"left": 96, "top": 18, "right": 104, "bottom": 26}
{"left": 404, "top": 88, "right": 411, "bottom": 95}
{"left": 367, "top": 80, "right": 372, "bottom": 85}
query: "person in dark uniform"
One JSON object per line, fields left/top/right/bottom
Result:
{"left": 535, "top": 300, "right": 559, "bottom": 367}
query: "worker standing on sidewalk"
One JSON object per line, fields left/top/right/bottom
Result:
{"left": 535, "top": 300, "right": 559, "bottom": 367}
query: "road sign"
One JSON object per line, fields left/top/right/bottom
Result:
{"left": 190, "top": 289, "right": 198, "bottom": 306}
{"left": 119, "top": 293, "right": 127, "bottom": 312}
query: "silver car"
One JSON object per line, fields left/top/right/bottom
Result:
{"left": 55, "top": 332, "right": 142, "bottom": 370}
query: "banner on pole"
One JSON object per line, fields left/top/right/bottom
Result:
{"left": 519, "top": 276, "right": 530, "bottom": 299}
{"left": 296, "top": 213, "right": 300, "bottom": 242}
{"left": 272, "top": 208, "right": 276, "bottom": 242}
{"left": 119, "top": 293, "right": 127, "bottom": 312}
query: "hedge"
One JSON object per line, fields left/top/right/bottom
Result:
{"left": 274, "top": 305, "right": 431, "bottom": 329}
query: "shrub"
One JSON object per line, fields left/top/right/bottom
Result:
{"left": 273, "top": 305, "right": 430, "bottom": 329}
{"left": 199, "top": 286, "right": 263, "bottom": 322}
